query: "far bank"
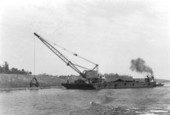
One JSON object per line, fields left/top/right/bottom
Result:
{"left": 0, "top": 74, "right": 66, "bottom": 89}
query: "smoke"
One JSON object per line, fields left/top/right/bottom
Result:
{"left": 130, "top": 58, "right": 153, "bottom": 74}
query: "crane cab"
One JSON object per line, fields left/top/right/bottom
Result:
{"left": 85, "top": 70, "right": 99, "bottom": 78}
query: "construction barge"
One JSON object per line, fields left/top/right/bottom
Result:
{"left": 62, "top": 73, "right": 163, "bottom": 90}
{"left": 34, "top": 33, "right": 164, "bottom": 89}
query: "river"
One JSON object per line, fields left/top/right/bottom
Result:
{"left": 0, "top": 83, "right": 170, "bottom": 115}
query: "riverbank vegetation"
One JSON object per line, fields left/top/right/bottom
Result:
{"left": 0, "top": 73, "right": 66, "bottom": 89}
{"left": 0, "top": 61, "right": 32, "bottom": 75}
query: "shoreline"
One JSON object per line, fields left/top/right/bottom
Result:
{"left": 0, "top": 86, "right": 64, "bottom": 92}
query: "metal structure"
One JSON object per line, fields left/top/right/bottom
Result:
{"left": 34, "top": 33, "right": 98, "bottom": 79}
{"left": 33, "top": 33, "right": 164, "bottom": 90}
{"left": 30, "top": 77, "right": 39, "bottom": 87}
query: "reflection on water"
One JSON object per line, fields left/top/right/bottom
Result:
{"left": 0, "top": 83, "right": 170, "bottom": 115}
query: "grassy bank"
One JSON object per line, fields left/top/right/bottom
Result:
{"left": 0, "top": 74, "right": 66, "bottom": 89}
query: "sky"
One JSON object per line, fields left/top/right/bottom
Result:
{"left": 0, "top": 0, "right": 170, "bottom": 79}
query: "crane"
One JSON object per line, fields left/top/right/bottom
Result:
{"left": 34, "top": 33, "right": 98, "bottom": 79}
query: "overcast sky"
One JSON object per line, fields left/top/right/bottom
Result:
{"left": 0, "top": 0, "right": 170, "bottom": 79}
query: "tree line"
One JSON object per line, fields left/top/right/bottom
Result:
{"left": 0, "top": 61, "right": 32, "bottom": 75}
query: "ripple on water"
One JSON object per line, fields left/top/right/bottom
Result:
{"left": 0, "top": 84, "right": 170, "bottom": 115}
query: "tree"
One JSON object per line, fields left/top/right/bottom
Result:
{"left": 21, "top": 69, "right": 25, "bottom": 74}
{"left": 0, "top": 65, "right": 2, "bottom": 73}
{"left": 0, "top": 61, "right": 32, "bottom": 74}
{"left": 4, "top": 61, "right": 9, "bottom": 73}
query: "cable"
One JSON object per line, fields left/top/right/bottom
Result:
{"left": 34, "top": 35, "right": 35, "bottom": 77}
{"left": 45, "top": 39, "right": 98, "bottom": 65}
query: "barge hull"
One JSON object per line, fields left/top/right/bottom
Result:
{"left": 62, "top": 81, "right": 158, "bottom": 90}
{"left": 61, "top": 83, "right": 95, "bottom": 90}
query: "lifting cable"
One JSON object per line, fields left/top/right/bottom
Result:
{"left": 73, "top": 63, "right": 91, "bottom": 70}
{"left": 30, "top": 35, "right": 39, "bottom": 87}
{"left": 46, "top": 39, "right": 98, "bottom": 66}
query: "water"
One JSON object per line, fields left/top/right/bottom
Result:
{"left": 0, "top": 83, "right": 170, "bottom": 115}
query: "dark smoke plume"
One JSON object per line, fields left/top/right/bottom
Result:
{"left": 130, "top": 58, "right": 153, "bottom": 74}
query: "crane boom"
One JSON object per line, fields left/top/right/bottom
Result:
{"left": 34, "top": 33, "right": 86, "bottom": 78}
